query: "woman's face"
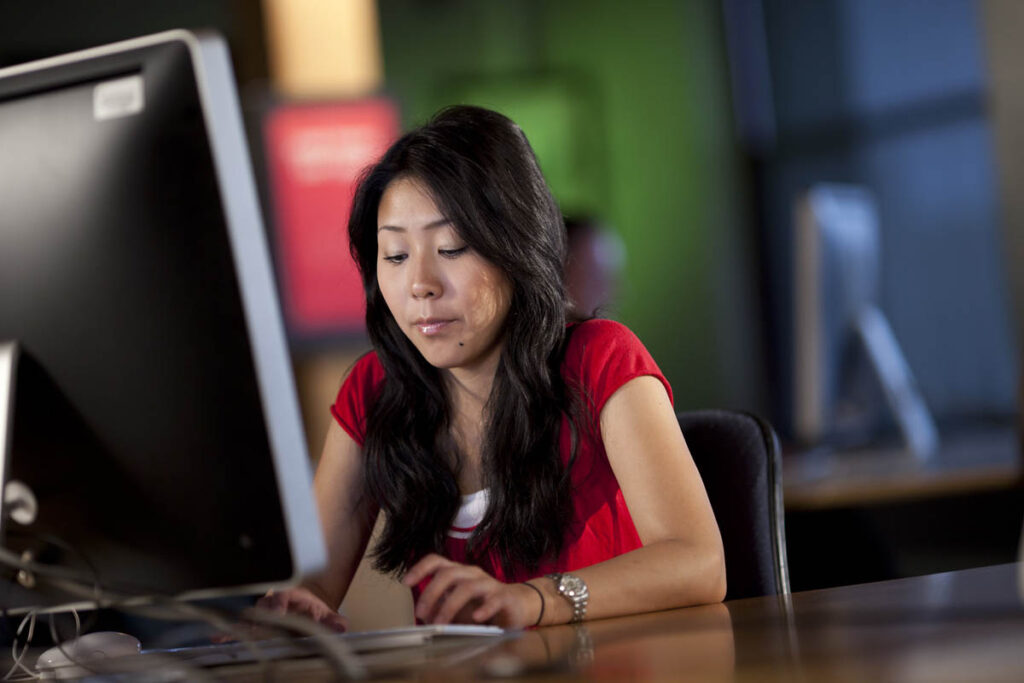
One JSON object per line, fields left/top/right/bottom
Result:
{"left": 376, "top": 176, "right": 513, "bottom": 377}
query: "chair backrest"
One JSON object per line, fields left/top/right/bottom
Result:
{"left": 678, "top": 410, "right": 790, "bottom": 600}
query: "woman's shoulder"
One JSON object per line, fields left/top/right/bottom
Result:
{"left": 565, "top": 318, "right": 646, "bottom": 360}
{"left": 340, "top": 350, "right": 386, "bottom": 397}
{"left": 563, "top": 318, "right": 672, "bottom": 411}
{"left": 331, "top": 350, "right": 385, "bottom": 446}
{"left": 569, "top": 317, "right": 636, "bottom": 340}
{"left": 349, "top": 349, "right": 385, "bottom": 379}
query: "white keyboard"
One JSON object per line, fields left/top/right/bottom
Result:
{"left": 146, "top": 624, "right": 505, "bottom": 668}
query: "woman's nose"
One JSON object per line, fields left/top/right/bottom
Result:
{"left": 410, "top": 259, "right": 442, "bottom": 299}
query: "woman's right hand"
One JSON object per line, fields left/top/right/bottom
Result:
{"left": 256, "top": 585, "right": 349, "bottom": 632}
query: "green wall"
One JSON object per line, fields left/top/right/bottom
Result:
{"left": 378, "top": 0, "right": 764, "bottom": 411}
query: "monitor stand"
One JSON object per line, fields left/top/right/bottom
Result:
{"left": 854, "top": 306, "right": 940, "bottom": 462}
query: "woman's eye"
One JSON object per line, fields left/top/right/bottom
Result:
{"left": 382, "top": 253, "right": 407, "bottom": 264}
{"left": 439, "top": 246, "right": 469, "bottom": 259}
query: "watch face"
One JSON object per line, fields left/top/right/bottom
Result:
{"left": 561, "top": 574, "right": 586, "bottom": 596}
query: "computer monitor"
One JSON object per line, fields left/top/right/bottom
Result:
{"left": 0, "top": 30, "right": 325, "bottom": 612}
{"left": 793, "top": 184, "right": 939, "bottom": 459}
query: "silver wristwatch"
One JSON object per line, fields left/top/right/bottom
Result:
{"left": 547, "top": 572, "right": 589, "bottom": 623}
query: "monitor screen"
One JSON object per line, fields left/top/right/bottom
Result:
{"left": 0, "top": 30, "right": 325, "bottom": 612}
{"left": 793, "top": 184, "right": 882, "bottom": 446}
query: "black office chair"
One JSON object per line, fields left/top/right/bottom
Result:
{"left": 678, "top": 410, "right": 790, "bottom": 600}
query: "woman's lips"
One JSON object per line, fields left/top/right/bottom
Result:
{"left": 414, "top": 319, "right": 456, "bottom": 336}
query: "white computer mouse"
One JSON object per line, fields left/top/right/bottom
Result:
{"left": 36, "top": 631, "right": 142, "bottom": 678}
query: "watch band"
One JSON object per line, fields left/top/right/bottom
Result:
{"left": 546, "top": 572, "right": 589, "bottom": 623}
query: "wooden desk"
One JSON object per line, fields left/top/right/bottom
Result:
{"left": 219, "top": 562, "right": 1024, "bottom": 680}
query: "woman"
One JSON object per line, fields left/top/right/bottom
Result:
{"left": 262, "top": 106, "right": 725, "bottom": 630}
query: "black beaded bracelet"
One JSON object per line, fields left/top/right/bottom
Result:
{"left": 524, "top": 581, "right": 545, "bottom": 627}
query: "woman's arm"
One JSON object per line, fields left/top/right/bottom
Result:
{"left": 305, "top": 421, "right": 379, "bottom": 608}
{"left": 404, "top": 375, "right": 725, "bottom": 627}
{"left": 535, "top": 374, "right": 726, "bottom": 622}
{"left": 258, "top": 421, "right": 378, "bottom": 627}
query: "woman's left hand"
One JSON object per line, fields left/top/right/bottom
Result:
{"left": 402, "top": 554, "right": 541, "bottom": 629}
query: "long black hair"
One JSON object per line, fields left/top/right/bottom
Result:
{"left": 347, "top": 105, "right": 577, "bottom": 577}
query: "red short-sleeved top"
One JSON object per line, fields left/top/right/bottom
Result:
{"left": 330, "top": 318, "right": 673, "bottom": 583}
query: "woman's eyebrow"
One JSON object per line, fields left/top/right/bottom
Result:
{"left": 378, "top": 217, "right": 452, "bottom": 233}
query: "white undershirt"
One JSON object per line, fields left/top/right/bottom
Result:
{"left": 448, "top": 488, "right": 490, "bottom": 539}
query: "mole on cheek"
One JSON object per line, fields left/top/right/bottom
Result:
{"left": 458, "top": 342, "right": 464, "bottom": 347}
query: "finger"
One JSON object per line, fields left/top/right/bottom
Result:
{"left": 401, "top": 553, "right": 454, "bottom": 587}
{"left": 257, "top": 589, "right": 329, "bottom": 626}
{"left": 310, "top": 602, "right": 339, "bottom": 624}
{"left": 255, "top": 593, "right": 284, "bottom": 611}
{"left": 210, "top": 619, "right": 272, "bottom": 644}
{"left": 415, "top": 565, "right": 483, "bottom": 620}
{"left": 432, "top": 578, "right": 492, "bottom": 624}
{"left": 293, "top": 600, "right": 320, "bottom": 620}
{"left": 269, "top": 593, "right": 299, "bottom": 614}
{"left": 321, "top": 611, "right": 348, "bottom": 632}
{"left": 472, "top": 593, "right": 506, "bottom": 625}
{"left": 452, "top": 599, "right": 484, "bottom": 624}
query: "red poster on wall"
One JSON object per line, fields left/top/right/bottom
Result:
{"left": 265, "top": 98, "right": 400, "bottom": 337}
